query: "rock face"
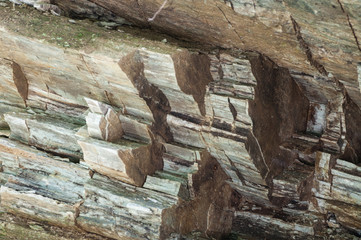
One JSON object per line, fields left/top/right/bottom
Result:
{"left": 0, "top": 0, "right": 360, "bottom": 239}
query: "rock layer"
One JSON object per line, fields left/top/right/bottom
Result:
{"left": 0, "top": 1, "right": 360, "bottom": 239}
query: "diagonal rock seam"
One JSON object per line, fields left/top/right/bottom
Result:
{"left": 223, "top": 0, "right": 234, "bottom": 11}
{"left": 337, "top": 0, "right": 361, "bottom": 52}
{"left": 216, "top": 3, "right": 244, "bottom": 45}
{"left": 289, "top": 14, "right": 359, "bottom": 168}
{"left": 290, "top": 16, "right": 328, "bottom": 76}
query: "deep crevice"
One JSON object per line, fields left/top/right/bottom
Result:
{"left": 32, "top": 145, "right": 81, "bottom": 163}
{"left": 161, "top": 150, "right": 236, "bottom": 239}
{"left": 340, "top": 93, "right": 361, "bottom": 164}
{"left": 170, "top": 111, "right": 205, "bottom": 125}
{"left": 248, "top": 53, "right": 310, "bottom": 180}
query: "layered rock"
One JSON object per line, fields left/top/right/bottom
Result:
{"left": 5, "top": 111, "right": 83, "bottom": 159}
{"left": 0, "top": 138, "right": 88, "bottom": 227}
{"left": 312, "top": 153, "right": 361, "bottom": 233}
{"left": 0, "top": 1, "right": 361, "bottom": 239}
{"left": 0, "top": 5, "right": 241, "bottom": 237}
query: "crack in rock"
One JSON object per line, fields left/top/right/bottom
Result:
{"left": 224, "top": 0, "right": 234, "bottom": 11}
{"left": 216, "top": 4, "right": 244, "bottom": 44}
{"left": 228, "top": 97, "right": 237, "bottom": 121}
{"left": 337, "top": 0, "right": 361, "bottom": 52}
{"left": 290, "top": 16, "right": 327, "bottom": 76}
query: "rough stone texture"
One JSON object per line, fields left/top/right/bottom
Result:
{"left": 0, "top": 0, "right": 361, "bottom": 239}
{"left": 5, "top": 112, "right": 83, "bottom": 159}
{"left": 77, "top": 174, "right": 178, "bottom": 240}
{"left": 78, "top": 137, "right": 158, "bottom": 187}
{"left": 84, "top": 98, "right": 124, "bottom": 142}
{"left": 0, "top": 138, "right": 88, "bottom": 226}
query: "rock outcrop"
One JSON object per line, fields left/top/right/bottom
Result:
{"left": 0, "top": 0, "right": 360, "bottom": 239}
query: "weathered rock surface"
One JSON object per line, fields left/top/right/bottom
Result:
{"left": 77, "top": 174, "right": 178, "bottom": 240}
{"left": 0, "top": 0, "right": 361, "bottom": 239}
{"left": 0, "top": 138, "right": 88, "bottom": 226}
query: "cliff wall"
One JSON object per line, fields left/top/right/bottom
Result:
{"left": 0, "top": 0, "right": 360, "bottom": 239}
